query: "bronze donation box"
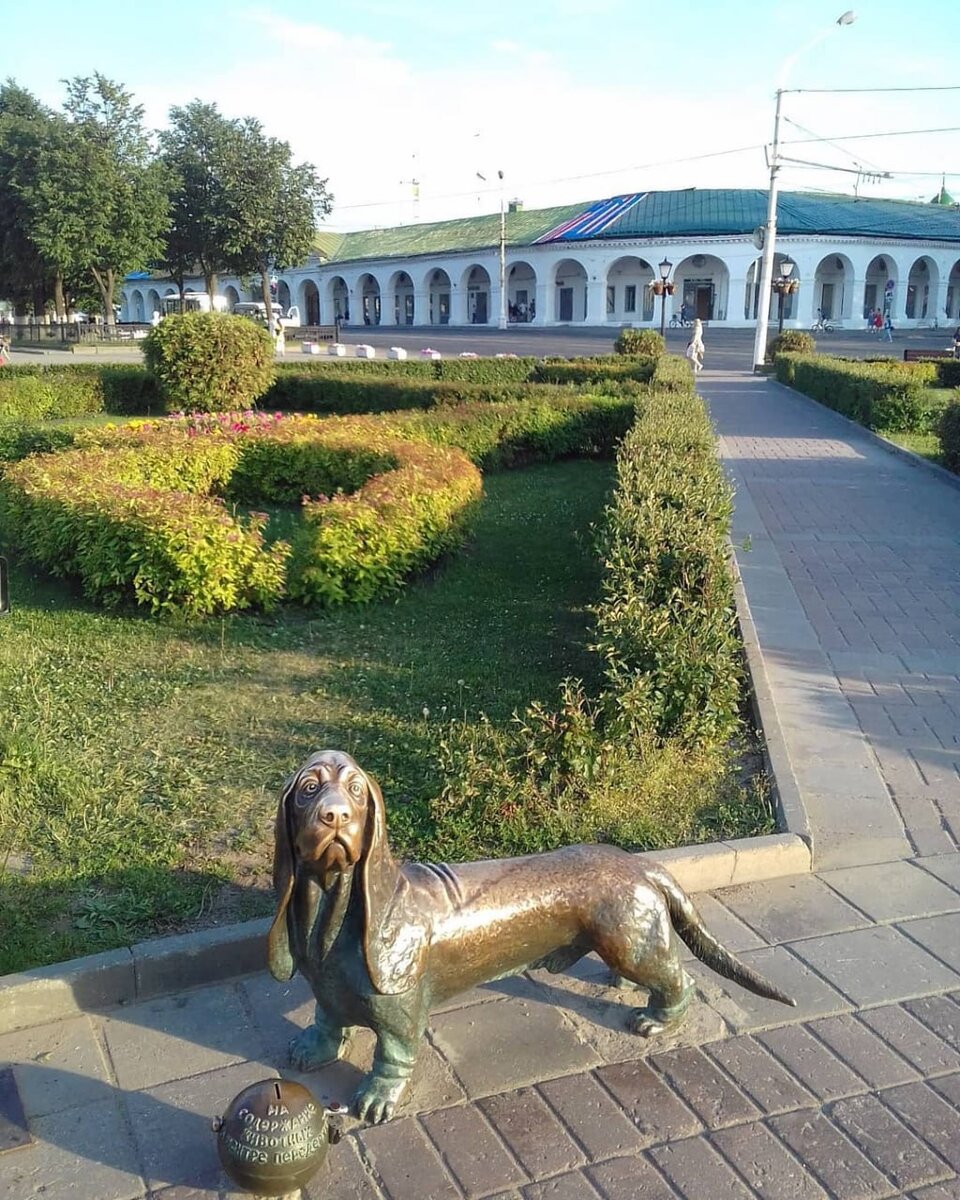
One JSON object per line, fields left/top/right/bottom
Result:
{"left": 213, "top": 1078, "right": 341, "bottom": 1196}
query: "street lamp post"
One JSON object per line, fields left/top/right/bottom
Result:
{"left": 751, "top": 10, "right": 856, "bottom": 371}
{"left": 772, "top": 258, "right": 798, "bottom": 334}
{"left": 652, "top": 257, "right": 675, "bottom": 338}
{"left": 497, "top": 169, "right": 508, "bottom": 331}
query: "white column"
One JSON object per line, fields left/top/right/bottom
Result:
{"left": 412, "top": 290, "right": 428, "bottom": 326}
{"left": 451, "top": 283, "right": 469, "bottom": 326}
{"left": 586, "top": 279, "right": 606, "bottom": 326}
{"left": 531, "top": 280, "right": 550, "bottom": 326}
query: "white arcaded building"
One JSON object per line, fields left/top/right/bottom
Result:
{"left": 120, "top": 187, "right": 960, "bottom": 332}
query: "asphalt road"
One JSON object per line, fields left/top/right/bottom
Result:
{"left": 8, "top": 322, "right": 958, "bottom": 370}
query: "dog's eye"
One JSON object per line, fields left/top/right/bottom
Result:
{"left": 349, "top": 778, "right": 365, "bottom": 797}
{"left": 301, "top": 780, "right": 319, "bottom": 795}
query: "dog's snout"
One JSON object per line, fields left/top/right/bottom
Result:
{"left": 317, "top": 799, "right": 351, "bottom": 828}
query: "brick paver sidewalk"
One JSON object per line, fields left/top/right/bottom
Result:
{"left": 3, "top": 373, "right": 960, "bottom": 1199}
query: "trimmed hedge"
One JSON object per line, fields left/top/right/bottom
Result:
{"left": 775, "top": 353, "right": 940, "bottom": 432}
{"left": 766, "top": 330, "right": 816, "bottom": 361}
{"left": 531, "top": 357, "right": 657, "bottom": 386}
{"left": 594, "top": 386, "right": 742, "bottom": 747}
{"left": 1, "top": 389, "right": 634, "bottom": 617}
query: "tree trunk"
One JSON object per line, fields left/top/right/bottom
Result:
{"left": 203, "top": 271, "right": 219, "bottom": 311}
{"left": 260, "top": 261, "right": 273, "bottom": 333}
{"left": 91, "top": 267, "right": 116, "bottom": 325}
{"left": 53, "top": 272, "right": 66, "bottom": 322}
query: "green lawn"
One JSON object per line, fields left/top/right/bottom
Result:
{"left": 0, "top": 459, "right": 617, "bottom": 971}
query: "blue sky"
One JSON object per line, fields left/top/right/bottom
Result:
{"left": 7, "top": 0, "right": 957, "bottom": 230}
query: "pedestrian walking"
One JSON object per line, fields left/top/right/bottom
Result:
{"left": 685, "top": 318, "right": 705, "bottom": 373}
{"left": 274, "top": 319, "right": 286, "bottom": 357}
{"left": 0, "top": 335, "right": 10, "bottom": 365}
{"left": 882, "top": 314, "right": 894, "bottom": 342}
{"left": 953, "top": 326, "right": 960, "bottom": 359}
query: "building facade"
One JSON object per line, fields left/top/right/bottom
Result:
{"left": 120, "top": 188, "right": 960, "bottom": 332}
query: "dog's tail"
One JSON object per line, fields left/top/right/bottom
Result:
{"left": 648, "top": 865, "right": 796, "bottom": 1007}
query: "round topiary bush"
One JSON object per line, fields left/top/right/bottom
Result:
{"left": 614, "top": 328, "right": 664, "bottom": 358}
{"left": 766, "top": 329, "right": 816, "bottom": 362}
{"left": 938, "top": 396, "right": 960, "bottom": 473}
{"left": 143, "top": 312, "right": 275, "bottom": 413}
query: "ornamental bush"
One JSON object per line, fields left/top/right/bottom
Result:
{"left": 766, "top": 330, "right": 816, "bottom": 361}
{"left": 142, "top": 312, "right": 275, "bottom": 413}
{"left": 614, "top": 329, "right": 664, "bottom": 358}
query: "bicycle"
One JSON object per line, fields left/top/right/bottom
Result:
{"left": 669, "top": 313, "right": 692, "bottom": 329}
{"left": 810, "top": 317, "right": 835, "bottom": 333}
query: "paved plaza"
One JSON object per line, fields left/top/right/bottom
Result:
{"left": 3, "top": 371, "right": 960, "bottom": 1198}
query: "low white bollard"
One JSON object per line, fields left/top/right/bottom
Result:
{"left": 419, "top": 348, "right": 442, "bottom": 360}
{"left": 458, "top": 351, "right": 479, "bottom": 359}
{"left": 389, "top": 346, "right": 408, "bottom": 360}
{"left": 328, "top": 343, "right": 347, "bottom": 357}
{"left": 356, "top": 344, "right": 376, "bottom": 358}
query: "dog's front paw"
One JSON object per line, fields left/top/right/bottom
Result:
{"left": 353, "top": 1074, "right": 408, "bottom": 1124}
{"left": 627, "top": 1009, "right": 671, "bottom": 1038}
{"left": 288, "top": 1023, "right": 347, "bottom": 1071}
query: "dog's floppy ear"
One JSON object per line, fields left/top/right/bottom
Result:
{"left": 359, "top": 770, "right": 428, "bottom": 995}
{"left": 267, "top": 769, "right": 299, "bottom": 981}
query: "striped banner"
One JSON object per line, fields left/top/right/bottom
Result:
{"left": 534, "top": 193, "right": 647, "bottom": 243}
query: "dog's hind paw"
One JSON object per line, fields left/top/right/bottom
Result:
{"left": 354, "top": 1074, "right": 408, "bottom": 1124}
{"left": 288, "top": 1023, "right": 347, "bottom": 1071}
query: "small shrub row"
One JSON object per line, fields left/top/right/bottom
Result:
{"left": 593, "top": 386, "right": 742, "bottom": 748}
{"left": 766, "top": 330, "right": 816, "bottom": 361}
{"left": 0, "top": 364, "right": 159, "bottom": 420}
{"left": 530, "top": 356, "right": 657, "bottom": 386}
{"left": 775, "top": 353, "right": 941, "bottom": 433}
{"left": 939, "top": 398, "right": 960, "bottom": 471}
{"left": 266, "top": 372, "right": 543, "bottom": 415}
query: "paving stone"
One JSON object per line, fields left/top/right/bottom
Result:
{"left": 904, "top": 996, "right": 960, "bottom": 1052}
{"left": 689, "top": 893, "right": 767, "bottom": 952}
{"left": 829, "top": 1094, "right": 952, "bottom": 1191}
{"left": 900, "top": 914, "right": 960, "bottom": 974}
{"left": 910, "top": 1182, "right": 960, "bottom": 1199}
{"left": 358, "top": 1115, "right": 460, "bottom": 1200}
{"left": 585, "top": 1154, "right": 678, "bottom": 1200}
{"left": 820, "top": 861, "right": 960, "bottom": 922}
{"left": 301, "top": 1134, "right": 385, "bottom": 1199}
{"left": 928, "top": 1069, "right": 960, "bottom": 1111}
{"left": 881, "top": 1081, "right": 960, "bottom": 1173}
{"left": 757, "top": 1026, "right": 867, "bottom": 1102}
{"left": 704, "top": 1035, "right": 817, "bottom": 1114}
{"left": 770, "top": 1109, "right": 896, "bottom": 1199}
{"left": 125, "top": 1060, "right": 270, "bottom": 1193}
{"left": 101, "top": 985, "right": 261, "bottom": 1091}
{"left": 807, "top": 1013, "right": 920, "bottom": 1088}
{"left": 711, "top": 1120, "right": 829, "bottom": 1198}
{"left": 479, "top": 1087, "right": 585, "bottom": 1179}
{"left": 0, "top": 1014, "right": 112, "bottom": 1118}
{"left": 537, "top": 1073, "right": 646, "bottom": 1160}
{"left": 594, "top": 1058, "right": 702, "bottom": 1148}
{"left": 420, "top": 1103, "right": 526, "bottom": 1197}
{"left": 0, "top": 1095, "right": 144, "bottom": 1200}
{"left": 430, "top": 998, "right": 598, "bottom": 1099}
{"left": 649, "top": 1046, "right": 759, "bottom": 1128}
{"left": 688, "top": 944, "right": 849, "bottom": 1031}
{"left": 859, "top": 1005, "right": 960, "bottom": 1076}
{"left": 239, "top": 972, "right": 315, "bottom": 1064}
{"left": 650, "top": 1135, "right": 754, "bottom": 1199}
{"left": 789, "top": 925, "right": 959, "bottom": 1006}
{"left": 521, "top": 1170, "right": 602, "bottom": 1199}
{"left": 718, "top": 875, "right": 867, "bottom": 943}
{"left": 915, "top": 855, "right": 960, "bottom": 893}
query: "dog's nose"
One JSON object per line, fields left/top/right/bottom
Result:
{"left": 318, "top": 801, "right": 351, "bottom": 828}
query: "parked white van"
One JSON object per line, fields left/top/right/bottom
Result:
{"left": 233, "top": 302, "right": 300, "bottom": 329}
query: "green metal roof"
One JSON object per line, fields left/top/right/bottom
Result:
{"left": 315, "top": 201, "right": 588, "bottom": 265}
{"left": 313, "top": 189, "right": 960, "bottom": 266}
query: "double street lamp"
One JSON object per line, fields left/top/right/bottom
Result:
{"left": 651, "top": 257, "right": 675, "bottom": 338}
{"left": 772, "top": 258, "right": 799, "bottom": 334}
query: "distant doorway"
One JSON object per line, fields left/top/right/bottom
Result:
{"left": 559, "top": 287, "right": 574, "bottom": 321}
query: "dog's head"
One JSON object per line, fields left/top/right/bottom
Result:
{"left": 267, "top": 750, "right": 397, "bottom": 987}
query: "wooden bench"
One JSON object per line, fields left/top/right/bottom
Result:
{"left": 903, "top": 348, "right": 955, "bottom": 363}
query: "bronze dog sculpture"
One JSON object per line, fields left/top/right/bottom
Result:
{"left": 268, "top": 750, "right": 795, "bottom": 1123}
